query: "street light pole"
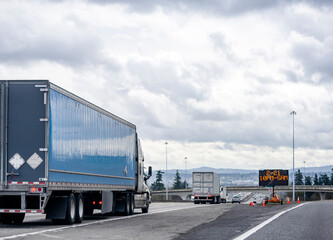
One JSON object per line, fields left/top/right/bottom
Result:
{"left": 304, "top": 160, "right": 306, "bottom": 201}
{"left": 184, "top": 157, "right": 187, "bottom": 188}
{"left": 165, "top": 142, "right": 168, "bottom": 201}
{"left": 290, "top": 111, "right": 296, "bottom": 202}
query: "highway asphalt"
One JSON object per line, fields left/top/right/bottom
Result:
{"left": 175, "top": 202, "right": 300, "bottom": 240}
{"left": 0, "top": 202, "right": 233, "bottom": 239}
{"left": 1, "top": 201, "right": 332, "bottom": 239}
{"left": 176, "top": 201, "right": 333, "bottom": 240}
{"left": 246, "top": 201, "right": 333, "bottom": 240}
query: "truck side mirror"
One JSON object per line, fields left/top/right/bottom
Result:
{"left": 148, "top": 166, "right": 152, "bottom": 177}
{"left": 144, "top": 166, "right": 152, "bottom": 182}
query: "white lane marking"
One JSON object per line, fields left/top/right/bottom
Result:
{"left": 38, "top": 233, "right": 62, "bottom": 239}
{"left": 233, "top": 203, "right": 308, "bottom": 240}
{"left": 0, "top": 204, "right": 210, "bottom": 240}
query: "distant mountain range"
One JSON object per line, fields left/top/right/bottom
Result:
{"left": 154, "top": 165, "right": 333, "bottom": 175}
{"left": 148, "top": 165, "right": 333, "bottom": 187}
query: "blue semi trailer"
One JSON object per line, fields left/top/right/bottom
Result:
{"left": 0, "top": 80, "right": 152, "bottom": 224}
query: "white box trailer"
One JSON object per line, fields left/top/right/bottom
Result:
{"left": 192, "top": 172, "right": 225, "bottom": 204}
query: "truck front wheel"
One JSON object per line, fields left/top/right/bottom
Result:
{"left": 142, "top": 204, "right": 149, "bottom": 213}
{"left": 142, "top": 196, "right": 149, "bottom": 213}
{"left": 123, "top": 194, "right": 130, "bottom": 216}
{"left": 129, "top": 194, "right": 134, "bottom": 215}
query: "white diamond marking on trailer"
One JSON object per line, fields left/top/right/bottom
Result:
{"left": 27, "top": 153, "right": 43, "bottom": 170}
{"left": 9, "top": 153, "right": 25, "bottom": 170}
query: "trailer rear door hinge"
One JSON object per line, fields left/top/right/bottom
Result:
{"left": 40, "top": 118, "right": 48, "bottom": 122}
{"left": 39, "top": 148, "right": 48, "bottom": 152}
{"left": 40, "top": 88, "right": 49, "bottom": 92}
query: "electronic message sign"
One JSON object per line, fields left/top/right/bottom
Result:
{"left": 259, "top": 170, "right": 289, "bottom": 187}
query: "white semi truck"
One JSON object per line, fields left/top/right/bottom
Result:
{"left": 192, "top": 172, "right": 226, "bottom": 204}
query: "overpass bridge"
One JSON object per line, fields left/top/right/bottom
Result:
{"left": 151, "top": 185, "right": 333, "bottom": 201}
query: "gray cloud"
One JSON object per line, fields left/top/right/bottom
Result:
{"left": 88, "top": 0, "right": 280, "bottom": 15}
{"left": 210, "top": 32, "right": 235, "bottom": 61}
{"left": 87, "top": 0, "right": 333, "bottom": 15}
{"left": 2, "top": 0, "right": 333, "bottom": 155}
{"left": 0, "top": 35, "right": 101, "bottom": 66}
{"left": 292, "top": 36, "right": 333, "bottom": 82}
{"left": 0, "top": 7, "right": 104, "bottom": 67}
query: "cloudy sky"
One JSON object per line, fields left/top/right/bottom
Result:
{"left": 1, "top": 0, "right": 333, "bottom": 171}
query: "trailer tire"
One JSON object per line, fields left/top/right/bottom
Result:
{"left": 129, "top": 194, "right": 134, "bottom": 215}
{"left": 75, "top": 194, "right": 84, "bottom": 223}
{"left": 65, "top": 194, "right": 76, "bottom": 225}
{"left": 123, "top": 194, "right": 130, "bottom": 216}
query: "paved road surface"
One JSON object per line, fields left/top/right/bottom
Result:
{"left": 176, "top": 202, "right": 298, "bottom": 240}
{"left": 0, "top": 202, "right": 233, "bottom": 240}
{"left": 177, "top": 201, "right": 333, "bottom": 240}
{"left": 2, "top": 201, "right": 330, "bottom": 240}
{"left": 245, "top": 201, "right": 333, "bottom": 240}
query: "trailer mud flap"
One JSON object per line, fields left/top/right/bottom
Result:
{"left": 45, "top": 196, "right": 67, "bottom": 219}
{"left": 101, "top": 191, "right": 113, "bottom": 214}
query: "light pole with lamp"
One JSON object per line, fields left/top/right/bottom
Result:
{"left": 291, "top": 111, "right": 296, "bottom": 202}
{"left": 165, "top": 142, "right": 168, "bottom": 201}
{"left": 184, "top": 157, "right": 187, "bottom": 188}
{"left": 303, "top": 160, "right": 306, "bottom": 201}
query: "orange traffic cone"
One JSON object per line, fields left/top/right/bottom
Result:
{"left": 297, "top": 197, "right": 300, "bottom": 204}
{"left": 263, "top": 200, "right": 266, "bottom": 207}
{"left": 287, "top": 197, "right": 290, "bottom": 204}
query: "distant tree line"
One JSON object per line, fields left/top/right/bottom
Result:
{"left": 294, "top": 168, "right": 333, "bottom": 185}
{"left": 150, "top": 170, "right": 189, "bottom": 191}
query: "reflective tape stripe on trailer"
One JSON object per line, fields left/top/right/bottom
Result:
{"left": 49, "top": 182, "right": 135, "bottom": 189}
{"left": 8, "top": 182, "right": 45, "bottom": 185}
{"left": 0, "top": 209, "right": 43, "bottom": 213}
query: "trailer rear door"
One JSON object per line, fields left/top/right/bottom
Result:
{"left": 1, "top": 81, "right": 48, "bottom": 185}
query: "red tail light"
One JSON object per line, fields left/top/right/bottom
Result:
{"left": 29, "top": 186, "right": 45, "bottom": 193}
